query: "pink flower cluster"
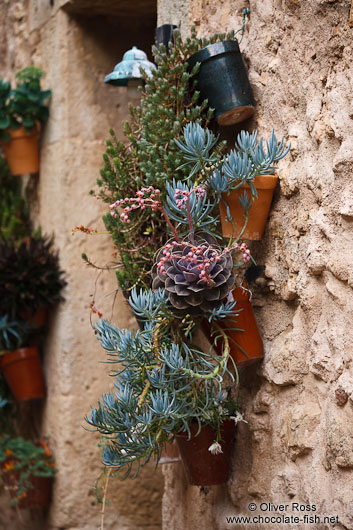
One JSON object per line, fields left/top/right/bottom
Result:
{"left": 157, "top": 241, "right": 222, "bottom": 285}
{"left": 174, "top": 186, "right": 206, "bottom": 209}
{"left": 233, "top": 242, "right": 251, "bottom": 263}
{"left": 109, "top": 187, "right": 161, "bottom": 223}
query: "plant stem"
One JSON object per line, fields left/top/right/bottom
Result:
{"left": 182, "top": 325, "right": 230, "bottom": 379}
{"left": 186, "top": 196, "right": 195, "bottom": 242}
{"left": 160, "top": 207, "right": 181, "bottom": 242}
{"left": 100, "top": 468, "right": 112, "bottom": 530}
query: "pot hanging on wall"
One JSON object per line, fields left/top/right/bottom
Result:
{"left": 202, "top": 282, "right": 264, "bottom": 367}
{"left": 175, "top": 420, "right": 235, "bottom": 486}
{"left": 155, "top": 24, "right": 177, "bottom": 55}
{"left": 187, "top": 40, "right": 255, "bottom": 126}
{"left": 0, "top": 126, "right": 39, "bottom": 176}
{"left": 219, "top": 173, "right": 278, "bottom": 240}
{"left": 19, "top": 307, "right": 48, "bottom": 329}
{"left": 0, "top": 346, "right": 46, "bottom": 401}
{"left": 5, "top": 472, "right": 52, "bottom": 509}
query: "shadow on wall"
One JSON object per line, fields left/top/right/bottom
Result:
{"left": 63, "top": 5, "right": 157, "bottom": 140}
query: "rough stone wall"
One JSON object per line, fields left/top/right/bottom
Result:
{"left": 0, "top": 1, "right": 163, "bottom": 529}
{"left": 2, "top": 0, "right": 353, "bottom": 529}
{"left": 160, "top": 1, "right": 353, "bottom": 529}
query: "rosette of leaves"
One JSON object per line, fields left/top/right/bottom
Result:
{"left": 152, "top": 232, "right": 235, "bottom": 312}
{"left": 0, "top": 235, "right": 66, "bottom": 319}
{"left": 0, "top": 66, "right": 51, "bottom": 142}
{"left": 0, "top": 436, "right": 56, "bottom": 505}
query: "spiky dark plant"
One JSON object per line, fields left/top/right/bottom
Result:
{"left": 0, "top": 236, "right": 66, "bottom": 319}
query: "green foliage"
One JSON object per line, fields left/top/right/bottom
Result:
{"left": 86, "top": 290, "right": 238, "bottom": 477}
{"left": 0, "top": 315, "right": 30, "bottom": 352}
{"left": 95, "top": 29, "right": 226, "bottom": 292}
{"left": 0, "top": 66, "right": 51, "bottom": 141}
{"left": 0, "top": 235, "right": 66, "bottom": 319}
{"left": 0, "top": 436, "right": 56, "bottom": 505}
{"left": 0, "top": 156, "right": 30, "bottom": 240}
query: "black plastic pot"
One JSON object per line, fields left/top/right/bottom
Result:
{"left": 155, "top": 24, "right": 177, "bottom": 55}
{"left": 187, "top": 40, "right": 255, "bottom": 126}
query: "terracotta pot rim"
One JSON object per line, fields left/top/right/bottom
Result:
{"left": 224, "top": 173, "right": 278, "bottom": 191}
{"left": 5, "top": 125, "right": 38, "bottom": 140}
{"left": 175, "top": 419, "right": 235, "bottom": 439}
{"left": 0, "top": 346, "right": 38, "bottom": 368}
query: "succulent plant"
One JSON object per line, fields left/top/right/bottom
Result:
{"left": 152, "top": 232, "right": 235, "bottom": 312}
{"left": 0, "top": 315, "right": 29, "bottom": 352}
{"left": 0, "top": 235, "right": 66, "bottom": 319}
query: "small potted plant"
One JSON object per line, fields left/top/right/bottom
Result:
{"left": 186, "top": 14, "right": 255, "bottom": 126}
{"left": 0, "top": 66, "right": 51, "bottom": 175}
{"left": 0, "top": 315, "right": 45, "bottom": 401}
{"left": 212, "top": 130, "right": 290, "bottom": 240}
{"left": 0, "top": 436, "right": 56, "bottom": 508}
{"left": 0, "top": 235, "right": 66, "bottom": 327}
{"left": 175, "top": 124, "right": 290, "bottom": 241}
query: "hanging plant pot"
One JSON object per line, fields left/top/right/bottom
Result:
{"left": 187, "top": 40, "right": 255, "bottom": 126}
{"left": 155, "top": 24, "right": 177, "bottom": 55}
{"left": 4, "top": 470, "right": 52, "bottom": 509}
{"left": 175, "top": 420, "right": 235, "bottom": 486}
{"left": 18, "top": 475, "right": 52, "bottom": 509}
{"left": 0, "top": 346, "right": 45, "bottom": 401}
{"left": 20, "top": 307, "right": 48, "bottom": 329}
{"left": 202, "top": 282, "right": 264, "bottom": 367}
{"left": 0, "top": 126, "right": 39, "bottom": 176}
{"left": 219, "top": 173, "right": 278, "bottom": 240}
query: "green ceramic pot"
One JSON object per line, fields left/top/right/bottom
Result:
{"left": 187, "top": 40, "right": 255, "bottom": 126}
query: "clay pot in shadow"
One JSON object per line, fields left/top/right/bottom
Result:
{"left": 0, "top": 346, "right": 45, "bottom": 401}
{"left": 202, "top": 283, "right": 264, "bottom": 368}
{"left": 175, "top": 420, "right": 236, "bottom": 486}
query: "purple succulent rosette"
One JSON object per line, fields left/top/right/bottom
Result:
{"left": 152, "top": 232, "right": 235, "bottom": 312}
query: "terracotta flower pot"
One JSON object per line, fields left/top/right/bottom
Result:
{"left": 0, "top": 346, "right": 46, "bottom": 401}
{"left": 202, "top": 283, "right": 264, "bottom": 367}
{"left": 0, "top": 126, "right": 39, "bottom": 175}
{"left": 5, "top": 472, "right": 52, "bottom": 509}
{"left": 219, "top": 174, "right": 278, "bottom": 240}
{"left": 175, "top": 420, "right": 235, "bottom": 486}
{"left": 19, "top": 475, "right": 52, "bottom": 509}
{"left": 20, "top": 307, "right": 48, "bottom": 328}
